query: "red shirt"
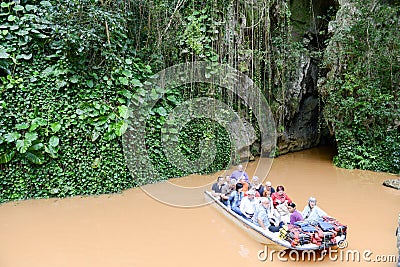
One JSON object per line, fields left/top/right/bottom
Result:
{"left": 271, "top": 192, "right": 292, "bottom": 207}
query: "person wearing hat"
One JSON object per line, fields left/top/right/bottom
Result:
{"left": 301, "top": 197, "right": 327, "bottom": 222}
{"left": 240, "top": 189, "right": 258, "bottom": 221}
{"left": 288, "top": 202, "right": 304, "bottom": 225}
{"left": 262, "top": 181, "right": 275, "bottom": 197}
{"left": 250, "top": 176, "right": 264, "bottom": 196}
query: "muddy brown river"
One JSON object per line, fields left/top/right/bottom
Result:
{"left": 0, "top": 147, "right": 399, "bottom": 267}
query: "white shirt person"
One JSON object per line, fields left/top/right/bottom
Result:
{"left": 302, "top": 197, "right": 327, "bottom": 222}
{"left": 240, "top": 189, "right": 257, "bottom": 220}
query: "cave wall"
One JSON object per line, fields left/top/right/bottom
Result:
{"left": 276, "top": 0, "right": 338, "bottom": 155}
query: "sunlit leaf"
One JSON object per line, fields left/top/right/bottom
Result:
{"left": 156, "top": 107, "right": 167, "bottom": 116}
{"left": 25, "top": 132, "right": 38, "bottom": 142}
{"left": 118, "top": 105, "right": 129, "bottom": 119}
{"left": 40, "top": 1, "right": 52, "bottom": 7}
{"left": 169, "top": 128, "right": 179, "bottom": 134}
{"left": 118, "top": 77, "right": 129, "bottom": 85}
{"left": 118, "top": 89, "right": 132, "bottom": 99}
{"left": 15, "top": 123, "right": 29, "bottom": 130}
{"left": 104, "top": 130, "right": 117, "bottom": 141}
{"left": 132, "top": 79, "right": 143, "bottom": 87}
{"left": 30, "top": 142, "right": 44, "bottom": 151}
{"left": 16, "top": 53, "right": 32, "bottom": 60}
{"left": 35, "top": 33, "right": 48, "bottom": 38}
{"left": 29, "top": 117, "right": 47, "bottom": 131}
{"left": 49, "top": 136, "right": 59, "bottom": 147}
{"left": 7, "top": 15, "right": 16, "bottom": 22}
{"left": 50, "top": 122, "right": 61, "bottom": 133}
{"left": 8, "top": 25, "right": 18, "bottom": 31}
{"left": 13, "top": 5, "right": 24, "bottom": 12}
{"left": 42, "top": 66, "right": 55, "bottom": 76}
{"left": 114, "top": 120, "right": 128, "bottom": 136}
{"left": 25, "top": 5, "right": 36, "bottom": 12}
{"left": 4, "top": 132, "right": 21, "bottom": 143}
{"left": 1, "top": 2, "right": 11, "bottom": 8}
{"left": 70, "top": 75, "right": 79, "bottom": 83}
{"left": 167, "top": 95, "right": 177, "bottom": 104}
{"left": 122, "top": 70, "right": 132, "bottom": 77}
{"left": 150, "top": 89, "right": 158, "bottom": 101}
{"left": 25, "top": 151, "right": 45, "bottom": 164}
{"left": 92, "top": 131, "right": 100, "bottom": 142}
{"left": 44, "top": 145, "right": 58, "bottom": 158}
{"left": 16, "top": 139, "right": 31, "bottom": 153}
{"left": 0, "top": 150, "right": 15, "bottom": 164}
{"left": 86, "top": 80, "right": 94, "bottom": 88}
{"left": 0, "top": 48, "right": 9, "bottom": 59}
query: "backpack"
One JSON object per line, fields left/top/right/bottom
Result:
{"left": 321, "top": 216, "right": 347, "bottom": 236}
{"left": 287, "top": 225, "right": 312, "bottom": 247}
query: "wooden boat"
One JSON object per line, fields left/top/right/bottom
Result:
{"left": 204, "top": 191, "right": 347, "bottom": 251}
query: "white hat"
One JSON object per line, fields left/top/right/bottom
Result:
{"left": 308, "top": 197, "right": 317, "bottom": 203}
{"left": 247, "top": 189, "right": 256, "bottom": 195}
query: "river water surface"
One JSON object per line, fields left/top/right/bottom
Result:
{"left": 0, "top": 147, "right": 399, "bottom": 267}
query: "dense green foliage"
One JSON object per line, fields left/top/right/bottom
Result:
{"left": 146, "top": 117, "right": 232, "bottom": 177}
{"left": 0, "top": 0, "right": 303, "bottom": 202}
{"left": 321, "top": 1, "right": 400, "bottom": 173}
{"left": 0, "top": 0, "right": 153, "bottom": 202}
{"left": 0, "top": 0, "right": 239, "bottom": 202}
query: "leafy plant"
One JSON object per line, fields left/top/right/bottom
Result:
{"left": 77, "top": 102, "right": 130, "bottom": 142}
{"left": 321, "top": 1, "right": 400, "bottom": 174}
{"left": 0, "top": 117, "right": 61, "bottom": 164}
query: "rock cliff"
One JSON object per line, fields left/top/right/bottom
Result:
{"left": 275, "top": 0, "right": 338, "bottom": 155}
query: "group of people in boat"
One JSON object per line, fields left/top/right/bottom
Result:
{"left": 211, "top": 164, "right": 328, "bottom": 233}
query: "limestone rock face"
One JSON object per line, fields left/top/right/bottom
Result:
{"left": 232, "top": 120, "right": 257, "bottom": 161}
{"left": 237, "top": 0, "right": 364, "bottom": 158}
{"left": 274, "top": 0, "right": 339, "bottom": 155}
{"left": 276, "top": 0, "right": 365, "bottom": 155}
{"left": 277, "top": 54, "right": 322, "bottom": 154}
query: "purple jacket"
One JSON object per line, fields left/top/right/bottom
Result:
{"left": 290, "top": 210, "right": 304, "bottom": 225}
{"left": 230, "top": 170, "right": 249, "bottom": 182}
